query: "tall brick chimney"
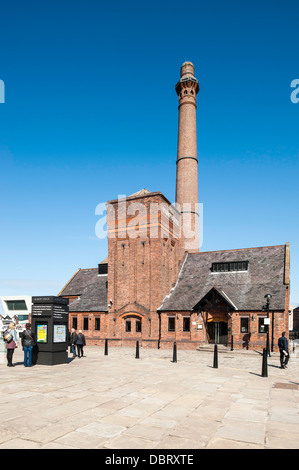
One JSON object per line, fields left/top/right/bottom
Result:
{"left": 175, "top": 61, "right": 200, "bottom": 252}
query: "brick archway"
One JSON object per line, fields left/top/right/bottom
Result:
{"left": 120, "top": 313, "right": 143, "bottom": 340}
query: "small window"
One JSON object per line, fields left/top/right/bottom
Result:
{"left": 136, "top": 320, "right": 142, "bottom": 333}
{"left": 183, "top": 317, "right": 190, "bottom": 332}
{"left": 168, "top": 317, "right": 175, "bottom": 332}
{"left": 126, "top": 320, "right": 131, "bottom": 332}
{"left": 72, "top": 317, "right": 77, "bottom": 329}
{"left": 259, "top": 318, "right": 266, "bottom": 333}
{"left": 95, "top": 317, "right": 100, "bottom": 331}
{"left": 240, "top": 317, "right": 249, "bottom": 333}
{"left": 83, "top": 317, "right": 89, "bottom": 331}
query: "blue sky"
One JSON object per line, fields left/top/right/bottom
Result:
{"left": 0, "top": 0, "right": 298, "bottom": 306}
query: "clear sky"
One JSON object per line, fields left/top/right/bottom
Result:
{"left": 0, "top": 0, "right": 298, "bottom": 306}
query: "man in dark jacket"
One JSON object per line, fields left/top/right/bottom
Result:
{"left": 70, "top": 328, "right": 78, "bottom": 357}
{"left": 21, "top": 323, "right": 36, "bottom": 367}
{"left": 278, "top": 331, "right": 289, "bottom": 369}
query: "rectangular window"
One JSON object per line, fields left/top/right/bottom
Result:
{"left": 126, "top": 320, "right": 131, "bottom": 332}
{"left": 136, "top": 320, "right": 142, "bottom": 332}
{"left": 5, "top": 300, "right": 27, "bottom": 311}
{"left": 83, "top": 317, "right": 89, "bottom": 331}
{"left": 259, "top": 318, "right": 266, "bottom": 333}
{"left": 168, "top": 317, "right": 175, "bottom": 332}
{"left": 95, "top": 317, "right": 100, "bottom": 331}
{"left": 183, "top": 317, "right": 190, "bottom": 332}
{"left": 240, "top": 317, "right": 249, "bottom": 333}
{"left": 72, "top": 317, "right": 77, "bottom": 329}
{"left": 212, "top": 261, "right": 248, "bottom": 273}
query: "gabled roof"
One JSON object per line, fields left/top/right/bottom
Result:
{"left": 159, "top": 245, "right": 288, "bottom": 311}
{"left": 59, "top": 268, "right": 107, "bottom": 312}
{"left": 192, "top": 286, "right": 238, "bottom": 311}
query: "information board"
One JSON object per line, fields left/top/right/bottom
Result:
{"left": 53, "top": 324, "right": 66, "bottom": 343}
{"left": 37, "top": 324, "right": 48, "bottom": 343}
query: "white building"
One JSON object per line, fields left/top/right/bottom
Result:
{"left": 0, "top": 296, "right": 32, "bottom": 335}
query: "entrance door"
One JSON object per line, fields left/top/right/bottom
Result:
{"left": 207, "top": 322, "right": 228, "bottom": 345}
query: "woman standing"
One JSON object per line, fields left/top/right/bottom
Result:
{"left": 5, "top": 323, "right": 18, "bottom": 367}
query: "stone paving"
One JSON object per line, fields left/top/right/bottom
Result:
{"left": 0, "top": 340, "right": 299, "bottom": 449}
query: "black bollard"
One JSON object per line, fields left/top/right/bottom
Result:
{"left": 172, "top": 342, "right": 177, "bottom": 363}
{"left": 261, "top": 348, "right": 268, "bottom": 377}
{"left": 135, "top": 340, "right": 139, "bottom": 359}
{"left": 231, "top": 335, "right": 234, "bottom": 351}
{"left": 104, "top": 338, "right": 108, "bottom": 356}
{"left": 213, "top": 344, "right": 218, "bottom": 368}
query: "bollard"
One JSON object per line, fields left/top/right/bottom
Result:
{"left": 172, "top": 342, "right": 177, "bottom": 363}
{"left": 135, "top": 340, "right": 139, "bottom": 359}
{"left": 104, "top": 338, "right": 108, "bottom": 356}
{"left": 231, "top": 335, "right": 234, "bottom": 351}
{"left": 261, "top": 348, "right": 268, "bottom": 377}
{"left": 213, "top": 344, "right": 218, "bottom": 368}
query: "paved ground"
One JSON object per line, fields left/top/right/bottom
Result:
{"left": 0, "top": 340, "right": 299, "bottom": 449}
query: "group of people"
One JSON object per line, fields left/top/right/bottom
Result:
{"left": 2, "top": 323, "right": 87, "bottom": 367}
{"left": 69, "top": 328, "right": 86, "bottom": 358}
{"left": 2, "top": 323, "right": 291, "bottom": 369}
{"left": 3, "top": 322, "right": 36, "bottom": 367}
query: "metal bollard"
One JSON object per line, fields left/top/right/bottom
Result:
{"left": 172, "top": 342, "right": 177, "bottom": 363}
{"left": 213, "top": 344, "right": 218, "bottom": 368}
{"left": 135, "top": 340, "right": 139, "bottom": 359}
{"left": 104, "top": 338, "right": 108, "bottom": 356}
{"left": 231, "top": 335, "right": 234, "bottom": 351}
{"left": 261, "top": 348, "right": 268, "bottom": 377}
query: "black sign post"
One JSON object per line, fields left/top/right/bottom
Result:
{"left": 31, "top": 296, "right": 69, "bottom": 365}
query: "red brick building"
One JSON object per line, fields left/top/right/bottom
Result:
{"left": 59, "top": 62, "right": 290, "bottom": 352}
{"left": 293, "top": 307, "right": 299, "bottom": 332}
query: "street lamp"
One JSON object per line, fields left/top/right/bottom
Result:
{"left": 263, "top": 294, "right": 272, "bottom": 357}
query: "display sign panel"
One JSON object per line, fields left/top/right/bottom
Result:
{"left": 53, "top": 324, "right": 66, "bottom": 343}
{"left": 37, "top": 324, "right": 48, "bottom": 343}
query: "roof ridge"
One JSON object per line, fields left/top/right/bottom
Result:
{"left": 57, "top": 268, "right": 81, "bottom": 296}
{"left": 189, "top": 244, "right": 286, "bottom": 255}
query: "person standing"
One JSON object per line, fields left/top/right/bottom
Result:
{"left": 278, "top": 331, "right": 289, "bottom": 369}
{"left": 75, "top": 330, "right": 86, "bottom": 358}
{"left": 5, "top": 323, "right": 18, "bottom": 367}
{"left": 70, "top": 328, "right": 78, "bottom": 357}
{"left": 21, "top": 323, "right": 36, "bottom": 367}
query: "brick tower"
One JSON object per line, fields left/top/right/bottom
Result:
{"left": 175, "top": 61, "right": 200, "bottom": 252}
{"left": 106, "top": 190, "right": 181, "bottom": 348}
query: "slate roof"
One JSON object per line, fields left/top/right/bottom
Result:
{"left": 59, "top": 268, "right": 108, "bottom": 312}
{"left": 159, "top": 245, "right": 287, "bottom": 312}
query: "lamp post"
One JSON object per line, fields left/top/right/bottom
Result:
{"left": 263, "top": 294, "right": 272, "bottom": 357}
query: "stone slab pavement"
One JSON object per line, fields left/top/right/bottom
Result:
{"left": 0, "top": 341, "right": 299, "bottom": 449}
